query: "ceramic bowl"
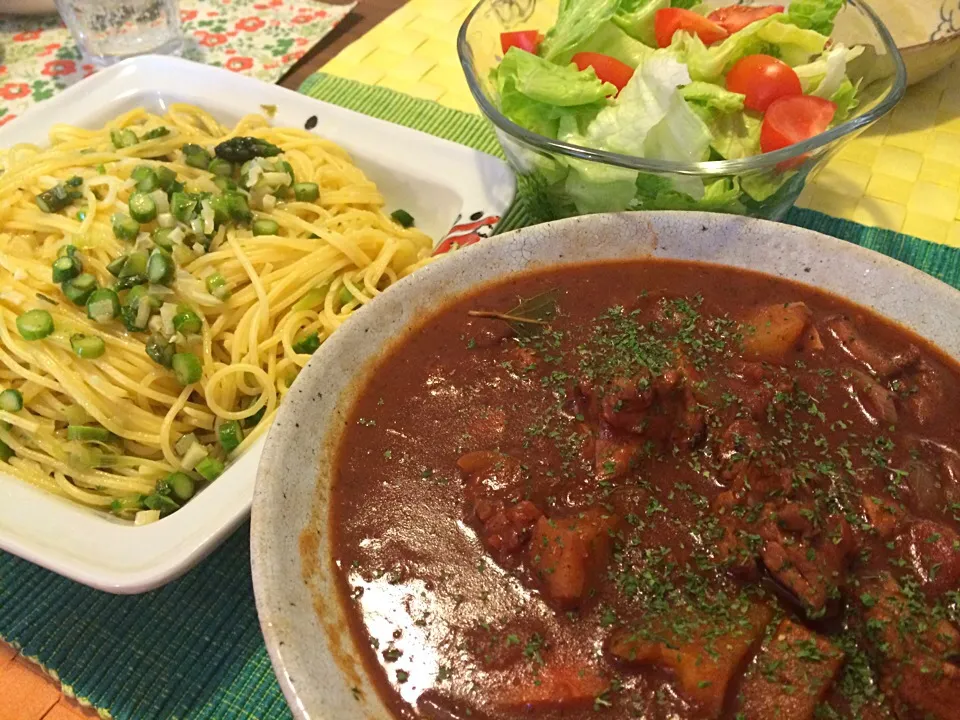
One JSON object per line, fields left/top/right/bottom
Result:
{"left": 250, "top": 211, "right": 960, "bottom": 719}
{"left": 870, "top": 0, "right": 960, "bottom": 84}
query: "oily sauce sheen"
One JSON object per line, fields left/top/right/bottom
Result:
{"left": 329, "top": 260, "right": 960, "bottom": 720}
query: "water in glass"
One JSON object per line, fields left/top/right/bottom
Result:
{"left": 55, "top": 0, "right": 183, "bottom": 67}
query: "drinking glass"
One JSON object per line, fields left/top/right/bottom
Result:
{"left": 55, "top": 0, "right": 183, "bottom": 67}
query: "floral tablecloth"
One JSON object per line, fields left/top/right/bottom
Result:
{"left": 0, "top": 0, "right": 354, "bottom": 127}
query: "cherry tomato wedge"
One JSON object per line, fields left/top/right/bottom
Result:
{"left": 500, "top": 30, "right": 543, "bottom": 55}
{"left": 726, "top": 54, "right": 802, "bottom": 112}
{"left": 760, "top": 95, "right": 837, "bottom": 153}
{"left": 571, "top": 52, "right": 634, "bottom": 92}
{"left": 707, "top": 5, "right": 784, "bottom": 34}
{"left": 655, "top": 8, "right": 729, "bottom": 48}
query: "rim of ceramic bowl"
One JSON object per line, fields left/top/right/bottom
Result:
{"left": 251, "top": 211, "right": 960, "bottom": 720}
{"left": 457, "top": 0, "right": 908, "bottom": 176}
{"left": 900, "top": 29, "right": 960, "bottom": 54}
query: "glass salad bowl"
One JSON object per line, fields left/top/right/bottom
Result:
{"left": 458, "top": 0, "right": 907, "bottom": 221}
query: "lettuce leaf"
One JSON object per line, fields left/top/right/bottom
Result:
{"left": 644, "top": 91, "right": 713, "bottom": 164}
{"left": 611, "top": 0, "right": 704, "bottom": 47}
{"left": 680, "top": 81, "right": 746, "bottom": 114}
{"left": 612, "top": 0, "right": 668, "bottom": 47}
{"left": 563, "top": 155, "right": 641, "bottom": 213}
{"left": 690, "top": 177, "right": 745, "bottom": 213}
{"left": 567, "top": 21, "right": 656, "bottom": 68}
{"left": 562, "top": 164, "right": 748, "bottom": 216}
{"left": 829, "top": 77, "right": 860, "bottom": 122}
{"left": 583, "top": 54, "right": 708, "bottom": 160}
{"left": 494, "top": 46, "right": 617, "bottom": 138}
{"left": 680, "top": 79, "right": 759, "bottom": 163}
{"left": 707, "top": 111, "right": 762, "bottom": 159}
{"left": 793, "top": 44, "right": 863, "bottom": 96}
{"left": 671, "top": 17, "right": 828, "bottom": 81}
{"left": 508, "top": 51, "right": 618, "bottom": 106}
{"left": 741, "top": 170, "right": 790, "bottom": 202}
{"left": 787, "top": 0, "right": 844, "bottom": 36}
{"left": 557, "top": 115, "right": 639, "bottom": 213}
{"left": 756, "top": 18, "right": 831, "bottom": 65}
{"left": 539, "top": 0, "right": 620, "bottom": 63}
{"left": 631, "top": 175, "right": 746, "bottom": 213}
{"left": 559, "top": 54, "right": 713, "bottom": 213}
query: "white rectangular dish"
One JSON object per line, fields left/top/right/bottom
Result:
{"left": 0, "top": 54, "right": 516, "bottom": 593}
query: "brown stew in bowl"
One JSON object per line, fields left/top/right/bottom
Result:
{"left": 328, "top": 260, "right": 960, "bottom": 720}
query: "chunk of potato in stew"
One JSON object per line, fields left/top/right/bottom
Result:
{"left": 608, "top": 602, "right": 773, "bottom": 717}
{"left": 327, "top": 260, "right": 960, "bottom": 720}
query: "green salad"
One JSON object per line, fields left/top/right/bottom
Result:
{"left": 492, "top": 0, "right": 863, "bottom": 215}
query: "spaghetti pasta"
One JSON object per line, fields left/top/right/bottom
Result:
{"left": 0, "top": 104, "right": 434, "bottom": 521}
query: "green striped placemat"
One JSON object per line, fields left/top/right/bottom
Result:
{"left": 0, "top": 72, "right": 958, "bottom": 720}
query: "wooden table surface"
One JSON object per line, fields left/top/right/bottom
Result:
{"left": 0, "top": 2, "right": 408, "bottom": 717}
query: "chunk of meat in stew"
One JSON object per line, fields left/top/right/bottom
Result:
{"left": 900, "top": 458, "right": 948, "bottom": 518}
{"left": 822, "top": 315, "right": 920, "bottom": 379}
{"left": 906, "top": 439, "right": 960, "bottom": 513}
{"left": 738, "top": 618, "right": 845, "bottom": 720}
{"left": 860, "top": 575, "right": 960, "bottom": 720}
{"left": 593, "top": 422, "right": 643, "bottom": 480}
{"left": 820, "top": 315, "right": 954, "bottom": 427}
{"left": 715, "top": 418, "right": 764, "bottom": 479}
{"left": 898, "top": 359, "right": 948, "bottom": 426}
{"left": 580, "top": 364, "right": 706, "bottom": 474}
{"left": 895, "top": 519, "right": 960, "bottom": 598}
{"left": 889, "top": 661, "right": 960, "bottom": 720}
{"left": 712, "top": 360, "right": 794, "bottom": 423}
{"left": 458, "top": 451, "right": 541, "bottom": 560}
{"left": 713, "top": 489, "right": 763, "bottom": 580}
{"left": 846, "top": 369, "right": 898, "bottom": 426}
{"left": 861, "top": 494, "right": 904, "bottom": 539}
{"left": 712, "top": 465, "right": 854, "bottom": 615}
{"left": 758, "top": 508, "right": 853, "bottom": 615}
{"left": 712, "top": 465, "right": 791, "bottom": 568}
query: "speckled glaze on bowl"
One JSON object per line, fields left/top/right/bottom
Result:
{"left": 250, "top": 212, "right": 960, "bottom": 720}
